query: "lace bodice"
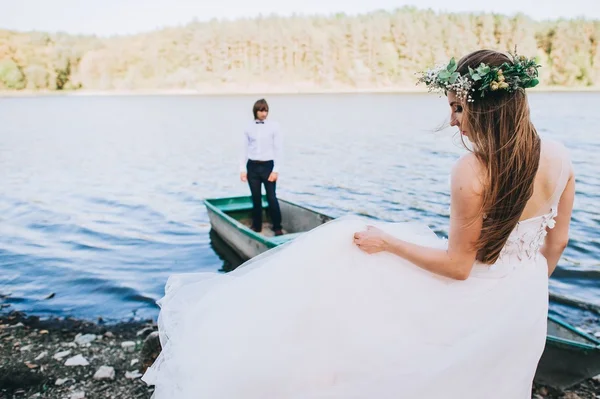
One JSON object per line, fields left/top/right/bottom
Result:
{"left": 498, "top": 207, "right": 558, "bottom": 261}
{"left": 462, "top": 139, "right": 571, "bottom": 266}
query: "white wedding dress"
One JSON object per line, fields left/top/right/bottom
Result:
{"left": 143, "top": 141, "right": 571, "bottom": 399}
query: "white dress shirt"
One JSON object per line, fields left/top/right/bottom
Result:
{"left": 240, "top": 119, "right": 283, "bottom": 173}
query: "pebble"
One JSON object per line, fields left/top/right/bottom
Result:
{"left": 74, "top": 333, "right": 97, "bottom": 345}
{"left": 34, "top": 351, "right": 48, "bottom": 361}
{"left": 93, "top": 365, "right": 116, "bottom": 380}
{"left": 136, "top": 327, "right": 155, "bottom": 338}
{"left": 125, "top": 370, "right": 143, "bottom": 379}
{"left": 55, "top": 377, "right": 72, "bottom": 386}
{"left": 70, "top": 391, "right": 86, "bottom": 399}
{"left": 121, "top": 341, "right": 136, "bottom": 352}
{"left": 53, "top": 349, "right": 72, "bottom": 360}
{"left": 65, "top": 354, "right": 90, "bottom": 366}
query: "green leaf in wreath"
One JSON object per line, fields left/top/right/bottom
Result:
{"left": 447, "top": 58, "right": 457, "bottom": 73}
{"left": 438, "top": 70, "right": 451, "bottom": 80}
{"left": 476, "top": 64, "right": 490, "bottom": 76}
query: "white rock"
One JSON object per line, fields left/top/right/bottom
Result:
{"left": 34, "top": 351, "right": 47, "bottom": 361}
{"left": 53, "top": 350, "right": 72, "bottom": 360}
{"left": 594, "top": 331, "right": 600, "bottom": 338}
{"left": 74, "top": 334, "right": 97, "bottom": 345}
{"left": 136, "top": 327, "right": 154, "bottom": 337}
{"left": 65, "top": 354, "right": 90, "bottom": 367}
{"left": 93, "top": 365, "right": 115, "bottom": 380}
{"left": 121, "top": 341, "right": 136, "bottom": 352}
{"left": 70, "top": 391, "right": 85, "bottom": 399}
{"left": 130, "top": 359, "right": 139, "bottom": 366}
{"left": 55, "top": 378, "right": 70, "bottom": 386}
{"left": 125, "top": 370, "right": 143, "bottom": 379}
{"left": 103, "top": 331, "right": 114, "bottom": 338}
{"left": 20, "top": 344, "right": 33, "bottom": 351}
{"left": 593, "top": 373, "right": 600, "bottom": 382}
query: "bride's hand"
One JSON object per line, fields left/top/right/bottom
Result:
{"left": 353, "top": 226, "right": 391, "bottom": 254}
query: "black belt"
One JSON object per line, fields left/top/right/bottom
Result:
{"left": 248, "top": 159, "right": 273, "bottom": 164}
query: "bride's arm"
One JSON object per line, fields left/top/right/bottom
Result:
{"left": 387, "top": 155, "right": 483, "bottom": 280}
{"left": 355, "top": 154, "right": 484, "bottom": 280}
{"left": 541, "top": 170, "right": 575, "bottom": 276}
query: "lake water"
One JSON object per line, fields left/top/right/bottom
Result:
{"left": 0, "top": 92, "right": 598, "bottom": 329}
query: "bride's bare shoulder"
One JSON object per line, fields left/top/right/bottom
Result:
{"left": 452, "top": 153, "right": 485, "bottom": 196}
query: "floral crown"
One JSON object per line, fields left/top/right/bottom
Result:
{"left": 417, "top": 50, "right": 541, "bottom": 102}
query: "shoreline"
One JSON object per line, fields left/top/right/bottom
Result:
{"left": 1, "top": 310, "right": 598, "bottom": 398}
{"left": 0, "top": 311, "right": 159, "bottom": 399}
{"left": 1, "top": 86, "right": 600, "bottom": 97}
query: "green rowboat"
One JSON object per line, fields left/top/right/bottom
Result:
{"left": 204, "top": 195, "right": 333, "bottom": 260}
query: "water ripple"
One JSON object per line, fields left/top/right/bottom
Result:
{"left": 0, "top": 93, "right": 597, "bottom": 326}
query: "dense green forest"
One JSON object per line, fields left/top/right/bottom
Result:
{"left": 0, "top": 7, "right": 598, "bottom": 92}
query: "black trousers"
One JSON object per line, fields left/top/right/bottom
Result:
{"left": 247, "top": 160, "right": 282, "bottom": 231}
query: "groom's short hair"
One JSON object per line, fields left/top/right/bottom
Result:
{"left": 253, "top": 99, "right": 269, "bottom": 119}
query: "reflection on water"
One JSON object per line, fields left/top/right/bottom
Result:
{"left": 209, "top": 229, "right": 245, "bottom": 273}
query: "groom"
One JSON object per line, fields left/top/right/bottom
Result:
{"left": 239, "top": 98, "right": 283, "bottom": 236}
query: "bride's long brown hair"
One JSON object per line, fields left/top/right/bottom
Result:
{"left": 456, "top": 50, "right": 541, "bottom": 264}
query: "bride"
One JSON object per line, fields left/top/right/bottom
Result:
{"left": 142, "top": 49, "right": 575, "bottom": 398}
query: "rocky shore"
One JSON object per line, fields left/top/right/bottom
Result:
{"left": 1, "top": 311, "right": 598, "bottom": 398}
{"left": 0, "top": 312, "right": 160, "bottom": 399}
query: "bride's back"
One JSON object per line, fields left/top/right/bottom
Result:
{"left": 520, "top": 139, "right": 570, "bottom": 221}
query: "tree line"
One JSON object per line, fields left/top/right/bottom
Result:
{"left": 0, "top": 7, "right": 598, "bottom": 91}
